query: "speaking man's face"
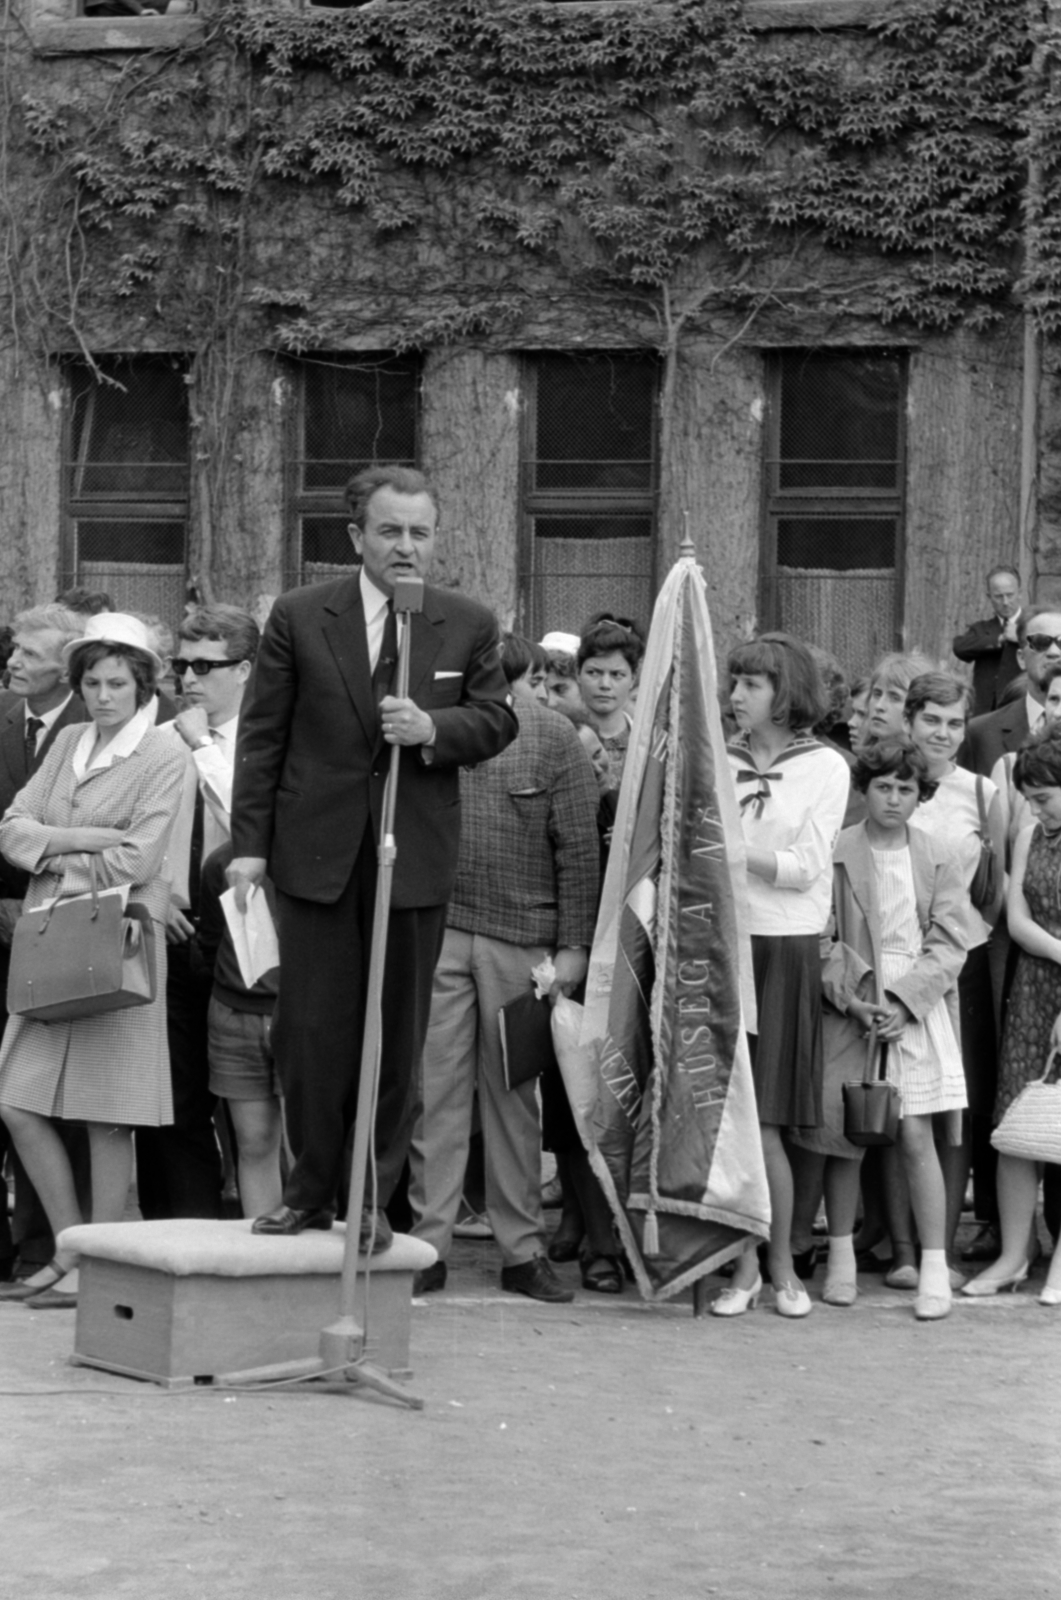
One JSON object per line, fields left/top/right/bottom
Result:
{"left": 351, "top": 487, "right": 438, "bottom": 597}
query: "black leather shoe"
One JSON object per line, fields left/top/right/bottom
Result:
{"left": 961, "top": 1225, "right": 1001, "bottom": 1263}
{"left": 358, "top": 1210, "right": 394, "bottom": 1255}
{"left": 413, "top": 1260, "right": 447, "bottom": 1295}
{"left": 500, "top": 1255, "right": 574, "bottom": 1304}
{"left": 251, "top": 1205, "right": 334, "bottom": 1236}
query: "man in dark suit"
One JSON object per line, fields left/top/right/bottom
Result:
{"left": 953, "top": 564, "right": 1023, "bottom": 718}
{"left": 961, "top": 602, "right": 1061, "bottom": 777}
{"left": 228, "top": 466, "right": 518, "bottom": 1239}
{"left": 0, "top": 605, "right": 89, "bottom": 1276}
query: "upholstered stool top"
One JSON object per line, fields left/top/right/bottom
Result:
{"left": 59, "top": 1219, "right": 436, "bottom": 1278}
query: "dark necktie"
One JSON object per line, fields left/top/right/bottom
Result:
{"left": 24, "top": 716, "right": 44, "bottom": 776}
{"left": 372, "top": 602, "right": 398, "bottom": 706}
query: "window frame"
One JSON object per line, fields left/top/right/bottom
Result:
{"left": 518, "top": 350, "right": 660, "bottom": 641}
{"left": 59, "top": 352, "right": 191, "bottom": 611}
{"left": 283, "top": 352, "right": 422, "bottom": 590}
{"left": 760, "top": 346, "right": 908, "bottom": 661}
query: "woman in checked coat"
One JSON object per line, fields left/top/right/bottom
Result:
{"left": 0, "top": 615, "right": 190, "bottom": 1309}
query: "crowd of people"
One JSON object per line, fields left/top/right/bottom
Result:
{"left": 0, "top": 486, "right": 1056, "bottom": 1329}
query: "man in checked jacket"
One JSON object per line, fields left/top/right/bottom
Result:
{"left": 408, "top": 634, "right": 600, "bottom": 1304}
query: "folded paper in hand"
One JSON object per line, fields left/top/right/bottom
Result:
{"left": 220, "top": 885, "right": 280, "bottom": 990}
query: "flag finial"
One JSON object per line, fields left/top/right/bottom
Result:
{"left": 680, "top": 510, "right": 696, "bottom": 561}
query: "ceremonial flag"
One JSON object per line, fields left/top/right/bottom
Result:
{"left": 569, "top": 546, "right": 770, "bottom": 1301}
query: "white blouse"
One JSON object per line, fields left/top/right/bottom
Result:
{"left": 909, "top": 764, "right": 996, "bottom": 949}
{"left": 727, "top": 735, "right": 851, "bottom": 937}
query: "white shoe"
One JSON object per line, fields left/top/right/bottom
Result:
{"left": 913, "top": 1291, "right": 952, "bottom": 1321}
{"left": 960, "top": 1263, "right": 1029, "bottom": 1297}
{"left": 822, "top": 1274, "right": 857, "bottom": 1307}
{"left": 1038, "top": 1285, "right": 1061, "bottom": 1307}
{"left": 709, "top": 1273, "right": 762, "bottom": 1317}
{"left": 774, "top": 1279, "right": 813, "bottom": 1318}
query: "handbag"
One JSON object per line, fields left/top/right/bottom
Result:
{"left": 990, "top": 1051, "right": 1061, "bottom": 1163}
{"left": 969, "top": 775, "right": 1000, "bottom": 913}
{"left": 842, "top": 1023, "right": 902, "bottom": 1147}
{"left": 7, "top": 858, "right": 157, "bottom": 1024}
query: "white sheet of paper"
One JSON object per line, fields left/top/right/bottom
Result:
{"left": 220, "top": 884, "right": 280, "bottom": 990}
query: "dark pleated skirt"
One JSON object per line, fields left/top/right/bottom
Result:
{"left": 749, "top": 933, "right": 824, "bottom": 1129}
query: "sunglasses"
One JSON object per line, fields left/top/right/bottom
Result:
{"left": 1024, "top": 634, "right": 1061, "bottom": 653}
{"left": 172, "top": 657, "right": 247, "bottom": 678}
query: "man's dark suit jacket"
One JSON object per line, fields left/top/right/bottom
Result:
{"left": 0, "top": 691, "right": 90, "bottom": 898}
{"left": 960, "top": 696, "right": 1031, "bottom": 778}
{"left": 231, "top": 575, "right": 518, "bottom": 907}
{"left": 952, "top": 616, "right": 1022, "bottom": 718}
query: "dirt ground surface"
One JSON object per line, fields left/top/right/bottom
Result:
{"left": 1, "top": 1224, "right": 1058, "bottom": 1600}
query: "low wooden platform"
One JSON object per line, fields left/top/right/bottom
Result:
{"left": 59, "top": 1219, "right": 436, "bottom": 1389}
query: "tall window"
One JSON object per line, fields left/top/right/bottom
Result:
{"left": 287, "top": 355, "right": 420, "bottom": 586}
{"left": 63, "top": 356, "right": 189, "bottom": 626}
{"left": 762, "top": 351, "right": 905, "bottom": 677}
{"left": 520, "top": 353, "right": 658, "bottom": 640}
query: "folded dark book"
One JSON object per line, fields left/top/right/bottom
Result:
{"left": 498, "top": 988, "right": 558, "bottom": 1091}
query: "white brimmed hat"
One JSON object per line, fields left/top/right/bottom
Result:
{"left": 62, "top": 612, "right": 164, "bottom": 678}
{"left": 539, "top": 631, "right": 581, "bottom": 656}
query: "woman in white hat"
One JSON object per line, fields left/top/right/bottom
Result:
{"left": 0, "top": 614, "right": 191, "bottom": 1308}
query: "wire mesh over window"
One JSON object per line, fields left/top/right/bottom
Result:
{"left": 64, "top": 356, "right": 189, "bottom": 629}
{"left": 520, "top": 354, "right": 657, "bottom": 641}
{"left": 288, "top": 355, "right": 419, "bottom": 587}
{"left": 762, "top": 352, "right": 904, "bottom": 680}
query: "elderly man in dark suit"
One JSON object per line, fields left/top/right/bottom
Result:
{"left": 0, "top": 605, "right": 88, "bottom": 1277}
{"left": 953, "top": 564, "right": 1023, "bottom": 718}
{"left": 961, "top": 602, "right": 1061, "bottom": 777}
{"left": 228, "top": 466, "right": 517, "bottom": 1241}
{"left": 408, "top": 635, "right": 600, "bottom": 1304}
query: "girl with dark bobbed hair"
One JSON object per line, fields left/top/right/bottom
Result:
{"left": 711, "top": 632, "right": 851, "bottom": 1321}
{"left": 575, "top": 613, "right": 646, "bottom": 793}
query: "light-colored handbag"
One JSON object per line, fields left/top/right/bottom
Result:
{"left": 7, "top": 859, "right": 156, "bottom": 1024}
{"left": 991, "top": 1051, "right": 1061, "bottom": 1164}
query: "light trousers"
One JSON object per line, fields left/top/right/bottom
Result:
{"left": 409, "top": 928, "right": 550, "bottom": 1267}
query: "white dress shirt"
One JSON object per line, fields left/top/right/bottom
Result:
{"left": 25, "top": 692, "right": 74, "bottom": 757}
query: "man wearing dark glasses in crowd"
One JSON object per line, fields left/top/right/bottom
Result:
{"left": 135, "top": 604, "right": 259, "bottom": 1222}
{"left": 963, "top": 602, "right": 1061, "bottom": 777}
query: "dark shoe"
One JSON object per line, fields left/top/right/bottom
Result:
{"left": 547, "top": 1231, "right": 582, "bottom": 1263}
{"left": 580, "top": 1254, "right": 623, "bottom": 1295}
{"left": 961, "top": 1225, "right": 1001, "bottom": 1263}
{"left": 412, "top": 1260, "right": 447, "bottom": 1295}
{"left": 24, "top": 1288, "right": 77, "bottom": 1309}
{"left": 792, "top": 1244, "right": 818, "bottom": 1281}
{"left": 251, "top": 1205, "right": 334, "bottom": 1236}
{"left": 855, "top": 1248, "right": 892, "bottom": 1274}
{"left": 0, "top": 1258, "right": 68, "bottom": 1301}
{"left": 358, "top": 1210, "right": 394, "bottom": 1255}
{"left": 501, "top": 1255, "right": 575, "bottom": 1304}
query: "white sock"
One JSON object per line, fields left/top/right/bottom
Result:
{"left": 826, "top": 1235, "right": 856, "bottom": 1280}
{"left": 918, "top": 1248, "right": 950, "bottom": 1298}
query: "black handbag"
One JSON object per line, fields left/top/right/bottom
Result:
{"left": 842, "top": 1023, "right": 902, "bottom": 1147}
{"left": 7, "top": 859, "right": 156, "bottom": 1024}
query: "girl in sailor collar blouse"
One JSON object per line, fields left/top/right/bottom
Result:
{"left": 711, "top": 633, "right": 851, "bottom": 1321}
{"left": 0, "top": 616, "right": 189, "bottom": 1310}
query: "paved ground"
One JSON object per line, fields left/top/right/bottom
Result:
{"left": 1, "top": 1229, "right": 1057, "bottom": 1600}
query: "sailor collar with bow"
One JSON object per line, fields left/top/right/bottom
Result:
{"left": 727, "top": 731, "right": 825, "bottom": 819}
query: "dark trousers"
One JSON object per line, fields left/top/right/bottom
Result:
{"left": 275, "top": 839, "right": 446, "bottom": 1214}
{"left": 135, "top": 939, "right": 222, "bottom": 1220}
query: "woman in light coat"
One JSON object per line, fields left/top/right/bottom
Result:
{"left": 0, "top": 615, "right": 190, "bottom": 1308}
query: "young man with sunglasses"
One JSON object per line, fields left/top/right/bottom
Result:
{"left": 135, "top": 604, "right": 260, "bottom": 1223}
{"left": 963, "top": 604, "right": 1061, "bottom": 778}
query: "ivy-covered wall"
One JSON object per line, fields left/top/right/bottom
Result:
{"left": 0, "top": 0, "right": 1052, "bottom": 654}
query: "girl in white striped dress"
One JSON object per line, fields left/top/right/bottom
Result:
{"left": 819, "top": 739, "right": 971, "bottom": 1321}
